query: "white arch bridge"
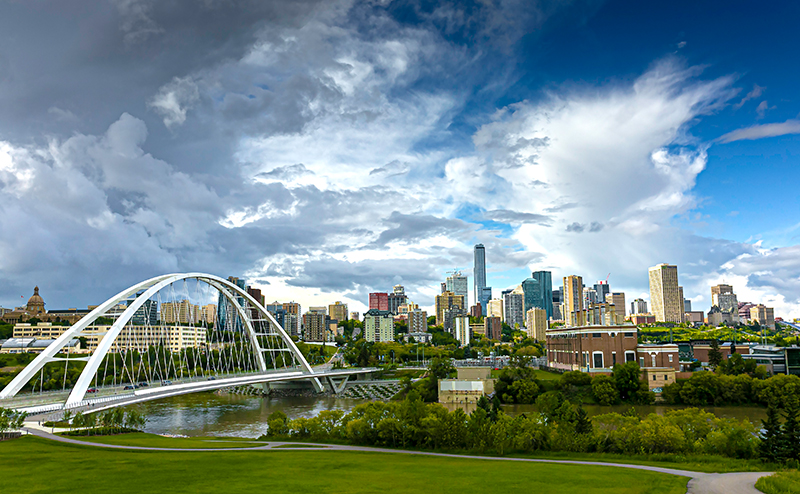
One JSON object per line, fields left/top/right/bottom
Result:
{"left": 0, "top": 273, "right": 374, "bottom": 416}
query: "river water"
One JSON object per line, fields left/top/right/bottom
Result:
{"left": 131, "top": 392, "right": 769, "bottom": 438}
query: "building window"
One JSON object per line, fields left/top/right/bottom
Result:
{"left": 652, "top": 375, "right": 656, "bottom": 381}
{"left": 612, "top": 352, "right": 617, "bottom": 365}
{"left": 593, "top": 352, "right": 604, "bottom": 368}
{"left": 625, "top": 351, "right": 636, "bottom": 363}
{"left": 624, "top": 332, "right": 634, "bottom": 337}
{"left": 639, "top": 357, "right": 645, "bottom": 367}
{"left": 592, "top": 333, "right": 602, "bottom": 338}
{"left": 668, "top": 354, "right": 674, "bottom": 363}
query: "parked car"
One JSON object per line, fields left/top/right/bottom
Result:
{"left": 137, "top": 381, "right": 149, "bottom": 387}
{"left": 123, "top": 384, "right": 139, "bottom": 390}
{"left": 86, "top": 387, "right": 98, "bottom": 393}
{"left": 161, "top": 380, "right": 172, "bottom": 386}
{"left": 207, "top": 376, "right": 216, "bottom": 381}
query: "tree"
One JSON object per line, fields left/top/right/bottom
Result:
{"left": 612, "top": 362, "right": 642, "bottom": 401}
{"left": 718, "top": 353, "right": 758, "bottom": 376}
{"left": 760, "top": 402, "right": 783, "bottom": 463}
{"left": 708, "top": 340, "right": 723, "bottom": 368}
{"left": 428, "top": 357, "right": 455, "bottom": 380}
{"left": 591, "top": 375, "right": 619, "bottom": 405}
{"left": 574, "top": 406, "right": 593, "bottom": 435}
{"left": 781, "top": 400, "right": 800, "bottom": 462}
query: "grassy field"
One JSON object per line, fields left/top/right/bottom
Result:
{"left": 0, "top": 436, "right": 689, "bottom": 494}
{"left": 533, "top": 370, "right": 562, "bottom": 380}
{"left": 64, "top": 432, "right": 263, "bottom": 449}
{"left": 755, "top": 470, "right": 800, "bottom": 493}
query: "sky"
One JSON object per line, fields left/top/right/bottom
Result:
{"left": 1, "top": 0, "right": 799, "bottom": 318}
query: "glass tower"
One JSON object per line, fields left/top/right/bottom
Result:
{"left": 474, "top": 244, "right": 486, "bottom": 315}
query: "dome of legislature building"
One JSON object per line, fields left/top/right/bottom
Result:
{"left": 26, "top": 286, "right": 46, "bottom": 315}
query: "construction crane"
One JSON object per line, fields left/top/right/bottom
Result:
{"left": 605, "top": 273, "right": 610, "bottom": 284}
{"left": 446, "top": 268, "right": 463, "bottom": 276}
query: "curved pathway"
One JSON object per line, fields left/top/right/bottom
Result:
{"left": 22, "top": 428, "right": 772, "bottom": 494}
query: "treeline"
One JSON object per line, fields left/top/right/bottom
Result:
{"left": 261, "top": 392, "right": 760, "bottom": 459}
{"left": 62, "top": 409, "right": 147, "bottom": 436}
{"left": 662, "top": 370, "right": 799, "bottom": 407}
{"left": 0, "top": 408, "right": 27, "bottom": 436}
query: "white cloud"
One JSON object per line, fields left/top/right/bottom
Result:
{"left": 718, "top": 119, "right": 800, "bottom": 143}
{"left": 148, "top": 77, "right": 200, "bottom": 129}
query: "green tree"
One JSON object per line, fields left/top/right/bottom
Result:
{"left": 781, "top": 400, "right": 800, "bottom": 462}
{"left": 612, "top": 362, "right": 642, "bottom": 401}
{"left": 591, "top": 375, "right": 619, "bottom": 405}
{"left": 760, "top": 402, "right": 783, "bottom": 463}
{"left": 708, "top": 340, "right": 723, "bottom": 368}
{"left": 574, "top": 405, "right": 593, "bottom": 435}
{"left": 428, "top": 357, "right": 455, "bottom": 380}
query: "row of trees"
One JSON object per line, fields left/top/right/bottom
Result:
{"left": 662, "top": 372, "right": 800, "bottom": 407}
{"left": 65, "top": 409, "right": 147, "bottom": 435}
{"left": 262, "top": 391, "right": 761, "bottom": 459}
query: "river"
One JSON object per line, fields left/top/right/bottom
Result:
{"left": 130, "top": 392, "right": 769, "bottom": 438}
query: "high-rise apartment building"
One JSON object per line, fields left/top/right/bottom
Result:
{"left": 630, "top": 298, "right": 648, "bottom": 315}
{"left": 480, "top": 286, "right": 492, "bottom": 317}
{"left": 446, "top": 272, "right": 469, "bottom": 309}
{"left": 328, "top": 301, "right": 348, "bottom": 322}
{"left": 368, "top": 292, "right": 389, "bottom": 311}
{"left": 502, "top": 290, "right": 524, "bottom": 329}
{"left": 563, "top": 275, "right": 583, "bottom": 327}
{"left": 750, "top": 305, "right": 775, "bottom": 327}
{"left": 408, "top": 309, "right": 428, "bottom": 333}
{"left": 526, "top": 307, "right": 548, "bottom": 341}
{"left": 303, "top": 311, "right": 327, "bottom": 342}
{"left": 487, "top": 298, "right": 504, "bottom": 320}
{"left": 453, "top": 316, "right": 471, "bottom": 347}
{"left": 711, "top": 284, "right": 739, "bottom": 313}
{"left": 282, "top": 302, "right": 301, "bottom": 336}
{"left": 474, "top": 244, "right": 486, "bottom": 313}
{"left": 484, "top": 316, "right": 502, "bottom": 340}
{"left": 363, "top": 309, "right": 394, "bottom": 343}
{"left": 435, "top": 291, "right": 465, "bottom": 328}
{"left": 387, "top": 285, "right": 408, "bottom": 314}
{"left": 131, "top": 299, "right": 158, "bottom": 326}
{"left": 648, "top": 264, "right": 683, "bottom": 323}
{"left": 161, "top": 300, "right": 201, "bottom": 325}
{"left": 521, "top": 271, "right": 553, "bottom": 319}
{"left": 200, "top": 304, "right": 216, "bottom": 325}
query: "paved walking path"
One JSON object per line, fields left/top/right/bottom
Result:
{"left": 22, "top": 427, "right": 773, "bottom": 494}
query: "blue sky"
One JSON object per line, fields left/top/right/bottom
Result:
{"left": 0, "top": 0, "right": 798, "bottom": 317}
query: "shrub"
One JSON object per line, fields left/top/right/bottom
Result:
{"left": 591, "top": 375, "right": 619, "bottom": 405}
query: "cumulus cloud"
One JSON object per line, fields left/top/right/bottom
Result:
{"left": 718, "top": 119, "right": 800, "bottom": 143}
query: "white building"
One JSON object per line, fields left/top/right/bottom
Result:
{"left": 363, "top": 309, "right": 394, "bottom": 343}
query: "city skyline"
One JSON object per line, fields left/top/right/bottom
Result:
{"left": 0, "top": 2, "right": 799, "bottom": 319}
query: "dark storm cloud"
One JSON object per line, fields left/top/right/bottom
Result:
{"left": 372, "top": 212, "right": 471, "bottom": 247}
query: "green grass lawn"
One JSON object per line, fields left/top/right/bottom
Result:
{"left": 533, "top": 370, "right": 562, "bottom": 380}
{"left": 1, "top": 436, "right": 689, "bottom": 494}
{"left": 755, "top": 470, "right": 800, "bottom": 494}
{"left": 64, "top": 432, "right": 263, "bottom": 449}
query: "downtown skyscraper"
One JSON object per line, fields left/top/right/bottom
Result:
{"left": 474, "top": 244, "right": 488, "bottom": 315}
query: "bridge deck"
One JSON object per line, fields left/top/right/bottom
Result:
{"left": 2, "top": 367, "right": 376, "bottom": 416}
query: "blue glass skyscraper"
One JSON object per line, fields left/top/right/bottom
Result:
{"left": 474, "top": 244, "right": 487, "bottom": 315}
{"left": 521, "top": 271, "right": 553, "bottom": 320}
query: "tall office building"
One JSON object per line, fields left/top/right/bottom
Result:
{"left": 282, "top": 302, "right": 301, "bottom": 336}
{"left": 387, "top": 285, "right": 408, "bottom": 314}
{"left": 161, "top": 300, "right": 201, "bottom": 324}
{"left": 446, "top": 271, "right": 469, "bottom": 309}
{"left": 328, "top": 301, "right": 348, "bottom": 322}
{"left": 480, "top": 286, "right": 492, "bottom": 317}
{"left": 683, "top": 299, "right": 692, "bottom": 313}
{"left": 648, "top": 264, "right": 683, "bottom": 323}
{"left": 583, "top": 287, "right": 598, "bottom": 308}
{"left": 594, "top": 281, "right": 610, "bottom": 306}
{"left": 303, "top": 311, "right": 327, "bottom": 342}
{"left": 711, "top": 284, "right": 739, "bottom": 313}
{"left": 131, "top": 299, "right": 158, "bottom": 326}
{"left": 563, "top": 275, "right": 583, "bottom": 327}
{"left": 502, "top": 290, "right": 524, "bottom": 329}
{"left": 605, "top": 292, "right": 626, "bottom": 323}
{"left": 474, "top": 244, "right": 486, "bottom": 314}
{"left": 218, "top": 276, "right": 246, "bottom": 331}
{"left": 484, "top": 316, "right": 502, "bottom": 340}
{"left": 630, "top": 298, "right": 648, "bottom": 315}
{"left": 552, "top": 289, "right": 563, "bottom": 320}
{"left": 750, "top": 304, "right": 775, "bottom": 327}
{"left": 368, "top": 292, "right": 389, "bottom": 311}
{"left": 520, "top": 271, "right": 553, "bottom": 319}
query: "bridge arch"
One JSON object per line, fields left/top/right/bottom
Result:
{"left": 0, "top": 273, "right": 320, "bottom": 408}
